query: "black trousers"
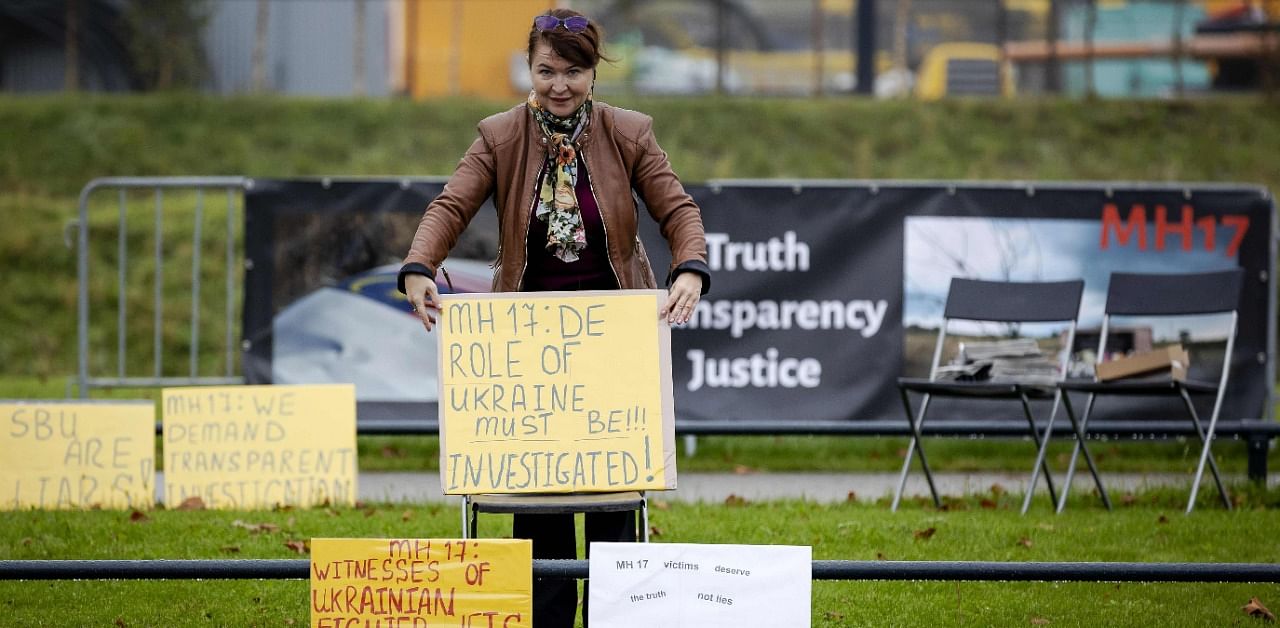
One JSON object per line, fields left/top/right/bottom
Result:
{"left": 513, "top": 511, "right": 637, "bottom": 628}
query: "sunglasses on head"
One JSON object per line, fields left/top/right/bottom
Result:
{"left": 534, "top": 14, "right": 589, "bottom": 33}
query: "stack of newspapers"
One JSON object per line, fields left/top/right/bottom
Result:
{"left": 935, "top": 338, "right": 1060, "bottom": 385}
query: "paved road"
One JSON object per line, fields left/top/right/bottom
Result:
{"left": 154, "top": 470, "right": 1273, "bottom": 505}
{"left": 353, "top": 470, "right": 1273, "bottom": 504}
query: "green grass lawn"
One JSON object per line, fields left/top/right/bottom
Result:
{"left": 3, "top": 95, "right": 1280, "bottom": 380}
{"left": 3, "top": 376, "right": 1264, "bottom": 476}
{"left": 2, "top": 489, "right": 1279, "bottom": 627}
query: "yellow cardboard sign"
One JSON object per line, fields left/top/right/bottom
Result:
{"left": 1, "top": 400, "right": 154, "bottom": 510}
{"left": 310, "top": 538, "right": 532, "bottom": 628}
{"left": 162, "top": 384, "right": 356, "bottom": 509}
{"left": 438, "top": 290, "right": 676, "bottom": 494}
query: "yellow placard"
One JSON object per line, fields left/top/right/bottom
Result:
{"left": 310, "top": 538, "right": 532, "bottom": 628}
{"left": 1, "top": 400, "right": 154, "bottom": 510}
{"left": 437, "top": 290, "right": 676, "bottom": 494}
{"left": 161, "top": 384, "right": 356, "bottom": 509}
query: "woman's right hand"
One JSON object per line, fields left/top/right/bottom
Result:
{"left": 404, "top": 273, "right": 441, "bottom": 332}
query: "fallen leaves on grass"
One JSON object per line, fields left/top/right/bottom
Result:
{"left": 284, "top": 540, "right": 310, "bottom": 554}
{"left": 875, "top": 552, "right": 888, "bottom": 561}
{"left": 1030, "top": 616, "right": 1050, "bottom": 625}
{"left": 648, "top": 526, "right": 664, "bottom": 538}
{"left": 128, "top": 510, "right": 149, "bottom": 523}
{"left": 724, "top": 494, "right": 747, "bottom": 506}
{"left": 402, "top": 510, "right": 414, "bottom": 522}
{"left": 913, "top": 527, "right": 937, "bottom": 540}
{"left": 846, "top": 491, "right": 858, "bottom": 502}
{"left": 824, "top": 611, "right": 845, "bottom": 621}
{"left": 20, "top": 537, "right": 32, "bottom": 546}
{"left": 1157, "top": 515, "right": 1169, "bottom": 525}
{"left": 990, "top": 483, "right": 1006, "bottom": 496}
{"left": 733, "top": 464, "right": 755, "bottom": 475}
{"left": 175, "top": 496, "right": 206, "bottom": 511}
{"left": 363, "top": 507, "right": 378, "bottom": 518}
{"left": 1243, "top": 597, "right": 1275, "bottom": 621}
{"left": 220, "top": 545, "right": 241, "bottom": 553}
{"left": 651, "top": 500, "right": 670, "bottom": 511}
{"left": 380, "top": 445, "right": 405, "bottom": 458}
{"left": 1017, "top": 537, "right": 1033, "bottom": 549}
{"left": 114, "top": 618, "right": 127, "bottom": 627}
{"left": 980, "top": 498, "right": 998, "bottom": 510}
{"left": 1121, "top": 493, "right": 1137, "bottom": 506}
{"left": 232, "top": 520, "right": 280, "bottom": 534}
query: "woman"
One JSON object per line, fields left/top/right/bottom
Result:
{"left": 398, "top": 9, "right": 709, "bottom": 627}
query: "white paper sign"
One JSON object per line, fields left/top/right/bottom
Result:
{"left": 588, "top": 542, "right": 811, "bottom": 627}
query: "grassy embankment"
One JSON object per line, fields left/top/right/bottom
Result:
{"left": 0, "top": 94, "right": 1277, "bottom": 474}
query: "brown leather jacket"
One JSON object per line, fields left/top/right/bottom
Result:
{"left": 401, "top": 101, "right": 709, "bottom": 293}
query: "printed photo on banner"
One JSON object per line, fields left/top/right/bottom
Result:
{"left": 903, "top": 215, "right": 1241, "bottom": 378}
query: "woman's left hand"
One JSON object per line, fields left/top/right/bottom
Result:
{"left": 661, "top": 273, "right": 703, "bottom": 325}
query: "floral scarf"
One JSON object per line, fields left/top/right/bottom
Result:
{"left": 528, "top": 90, "right": 592, "bottom": 262}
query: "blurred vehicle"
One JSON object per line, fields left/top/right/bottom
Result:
{"left": 915, "top": 42, "right": 1013, "bottom": 99}
{"left": 272, "top": 259, "right": 492, "bottom": 402}
{"left": 1195, "top": 0, "right": 1280, "bottom": 90}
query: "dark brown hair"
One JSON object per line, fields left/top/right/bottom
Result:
{"left": 526, "top": 8, "right": 612, "bottom": 69}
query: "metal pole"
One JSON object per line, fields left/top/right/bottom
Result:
{"left": 996, "top": 0, "right": 1008, "bottom": 92}
{"left": 353, "top": 0, "right": 367, "bottom": 96}
{"left": 154, "top": 189, "right": 164, "bottom": 378}
{"left": 1085, "top": 0, "right": 1096, "bottom": 97}
{"left": 855, "top": 0, "right": 876, "bottom": 95}
{"left": 225, "top": 189, "right": 236, "bottom": 377}
{"left": 1173, "top": 0, "right": 1186, "bottom": 97}
{"left": 812, "top": 0, "right": 825, "bottom": 96}
{"left": 76, "top": 180, "right": 91, "bottom": 398}
{"left": 117, "top": 189, "right": 127, "bottom": 379}
{"left": 190, "top": 190, "right": 203, "bottom": 377}
{"left": 1045, "top": 0, "right": 1060, "bottom": 93}
{"left": 715, "top": 0, "right": 727, "bottom": 95}
{"left": 1266, "top": 189, "right": 1277, "bottom": 423}
{"left": 1248, "top": 434, "right": 1268, "bottom": 484}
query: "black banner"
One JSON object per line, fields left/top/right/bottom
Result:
{"left": 245, "top": 179, "right": 1275, "bottom": 423}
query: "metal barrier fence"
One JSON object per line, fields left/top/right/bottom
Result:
{"left": 75, "top": 177, "right": 248, "bottom": 397}
{"left": 4, "top": 559, "right": 1280, "bottom": 583}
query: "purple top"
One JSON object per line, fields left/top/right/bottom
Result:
{"left": 523, "top": 159, "right": 618, "bottom": 292}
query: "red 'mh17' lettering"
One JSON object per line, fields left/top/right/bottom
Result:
{"left": 1100, "top": 203, "right": 1249, "bottom": 257}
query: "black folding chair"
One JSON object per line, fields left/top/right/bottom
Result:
{"left": 1054, "top": 269, "right": 1244, "bottom": 514}
{"left": 892, "top": 278, "right": 1098, "bottom": 514}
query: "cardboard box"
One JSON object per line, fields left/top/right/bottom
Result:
{"left": 1096, "top": 345, "right": 1189, "bottom": 382}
